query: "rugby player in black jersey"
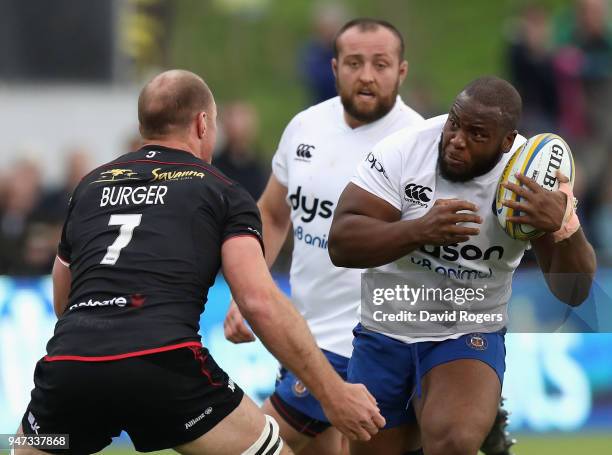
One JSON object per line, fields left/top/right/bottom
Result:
{"left": 15, "top": 70, "right": 384, "bottom": 455}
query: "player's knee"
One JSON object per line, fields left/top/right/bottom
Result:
{"left": 242, "top": 414, "right": 284, "bottom": 455}
{"left": 424, "top": 426, "right": 481, "bottom": 455}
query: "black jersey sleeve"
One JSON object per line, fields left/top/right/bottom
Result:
{"left": 221, "top": 183, "right": 264, "bottom": 253}
{"left": 57, "top": 192, "right": 78, "bottom": 264}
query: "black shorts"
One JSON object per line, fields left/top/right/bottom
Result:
{"left": 21, "top": 346, "right": 244, "bottom": 454}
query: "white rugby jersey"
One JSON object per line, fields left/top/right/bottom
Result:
{"left": 352, "top": 114, "right": 528, "bottom": 343}
{"left": 272, "top": 96, "right": 423, "bottom": 357}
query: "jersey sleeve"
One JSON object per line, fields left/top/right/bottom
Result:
{"left": 351, "top": 140, "right": 404, "bottom": 211}
{"left": 57, "top": 191, "right": 79, "bottom": 266}
{"left": 271, "top": 115, "right": 300, "bottom": 187}
{"left": 221, "top": 183, "right": 265, "bottom": 252}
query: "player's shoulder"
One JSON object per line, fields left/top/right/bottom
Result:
{"left": 77, "top": 154, "right": 131, "bottom": 188}
{"left": 374, "top": 114, "right": 446, "bottom": 157}
{"left": 286, "top": 96, "right": 342, "bottom": 129}
{"left": 80, "top": 148, "right": 239, "bottom": 195}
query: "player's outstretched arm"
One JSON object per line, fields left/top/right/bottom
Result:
{"left": 224, "top": 175, "right": 291, "bottom": 343}
{"left": 328, "top": 183, "right": 482, "bottom": 268}
{"left": 222, "top": 236, "right": 386, "bottom": 440}
{"left": 52, "top": 257, "right": 71, "bottom": 317}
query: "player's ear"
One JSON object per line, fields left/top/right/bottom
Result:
{"left": 398, "top": 60, "right": 408, "bottom": 85}
{"left": 197, "top": 111, "right": 207, "bottom": 139}
{"left": 331, "top": 58, "right": 338, "bottom": 79}
{"left": 503, "top": 130, "right": 518, "bottom": 153}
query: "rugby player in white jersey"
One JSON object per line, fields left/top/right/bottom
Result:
{"left": 328, "top": 76, "right": 597, "bottom": 455}
{"left": 223, "top": 18, "right": 423, "bottom": 454}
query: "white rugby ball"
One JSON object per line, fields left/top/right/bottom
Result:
{"left": 495, "top": 133, "right": 575, "bottom": 241}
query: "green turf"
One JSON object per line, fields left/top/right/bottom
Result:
{"left": 99, "top": 434, "right": 612, "bottom": 454}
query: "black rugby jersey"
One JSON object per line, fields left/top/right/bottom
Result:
{"left": 46, "top": 145, "right": 263, "bottom": 359}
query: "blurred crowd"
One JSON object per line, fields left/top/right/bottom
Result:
{"left": 506, "top": 0, "right": 612, "bottom": 263}
{"left": 1, "top": 0, "right": 611, "bottom": 275}
{"left": 0, "top": 150, "right": 89, "bottom": 274}
{"left": 0, "top": 101, "right": 269, "bottom": 276}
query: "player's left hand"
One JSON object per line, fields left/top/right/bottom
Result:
{"left": 501, "top": 171, "right": 569, "bottom": 232}
{"left": 321, "top": 382, "right": 386, "bottom": 441}
{"left": 223, "top": 300, "right": 256, "bottom": 343}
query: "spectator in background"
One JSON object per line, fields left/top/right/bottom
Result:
{"left": 592, "top": 157, "right": 612, "bottom": 263}
{"left": 214, "top": 101, "right": 268, "bottom": 199}
{"left": 507, "top": 5, "right": 559, "bottom": 136}
{"left": 554, "top": 0, "right": 612, "bottom": 140}
{"left": 39, "top": 146, "right": 92, "bottom": 223}
{"left": 0, "top": 148, "right": 94, "bottom": 275}
{"left": 0, "top": 159, "right": 44, "bottom": 274}
{"left": 552, "top": 0, "right": 612, "bottom": 232}
{"left": 16, "top": 222, "right": 59, "bottom": 275}
{"left": 299, "top": 3, "right": 347, "bottom": 104}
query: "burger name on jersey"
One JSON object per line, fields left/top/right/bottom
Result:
{"left": 100, "top": 185, "right": 168, "bottom": 207}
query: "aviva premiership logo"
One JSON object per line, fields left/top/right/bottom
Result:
{"left": 151, "top": 167, "right": 205, "bottom": 181}
{"left": 93, "top": 168, "right": 139, "bottom": 183}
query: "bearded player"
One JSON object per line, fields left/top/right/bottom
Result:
{"left": 329, "top": 76, "right": 596, "bottom": 455}
{"left": 225, "top": 19, "right": 519, "bottom": 455}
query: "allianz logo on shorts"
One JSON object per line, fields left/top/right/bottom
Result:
{"left": 404, "top": 183, "right": 432, "bottom": 207}
{"left": 184, "top": 407, "right": 213, "bottom": 430}
{"left": 69, "top": 296, "right": 129, "bottom": 311}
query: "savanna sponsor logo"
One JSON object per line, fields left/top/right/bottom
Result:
{"left": 151, "top": 167, "right": 205, "bottom": 182}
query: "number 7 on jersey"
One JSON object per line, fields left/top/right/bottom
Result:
{"left": 100, "top": 214, "right": 142, "bottom": 265}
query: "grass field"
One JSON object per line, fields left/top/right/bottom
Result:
{"left": 100, "top": 435, "right": 612, "bottom": 454}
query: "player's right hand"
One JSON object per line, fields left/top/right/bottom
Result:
{"left": 418, "top": 198, "right": 482, "bottom": 245}
{"left": 322, "top": 382, "right": 386, "bottom": 441}
{"left": 223, "top": 300, "right": 256, "bottom": 343}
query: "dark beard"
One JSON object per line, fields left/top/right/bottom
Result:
{"left": 338, "top": 83, "right": 398, "bottom": 125}
{"left": 437, "top": 136, "right": 503, "bottom": 183}
{"left": 340, "top": 96, "right": 394, "bottom": 124}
